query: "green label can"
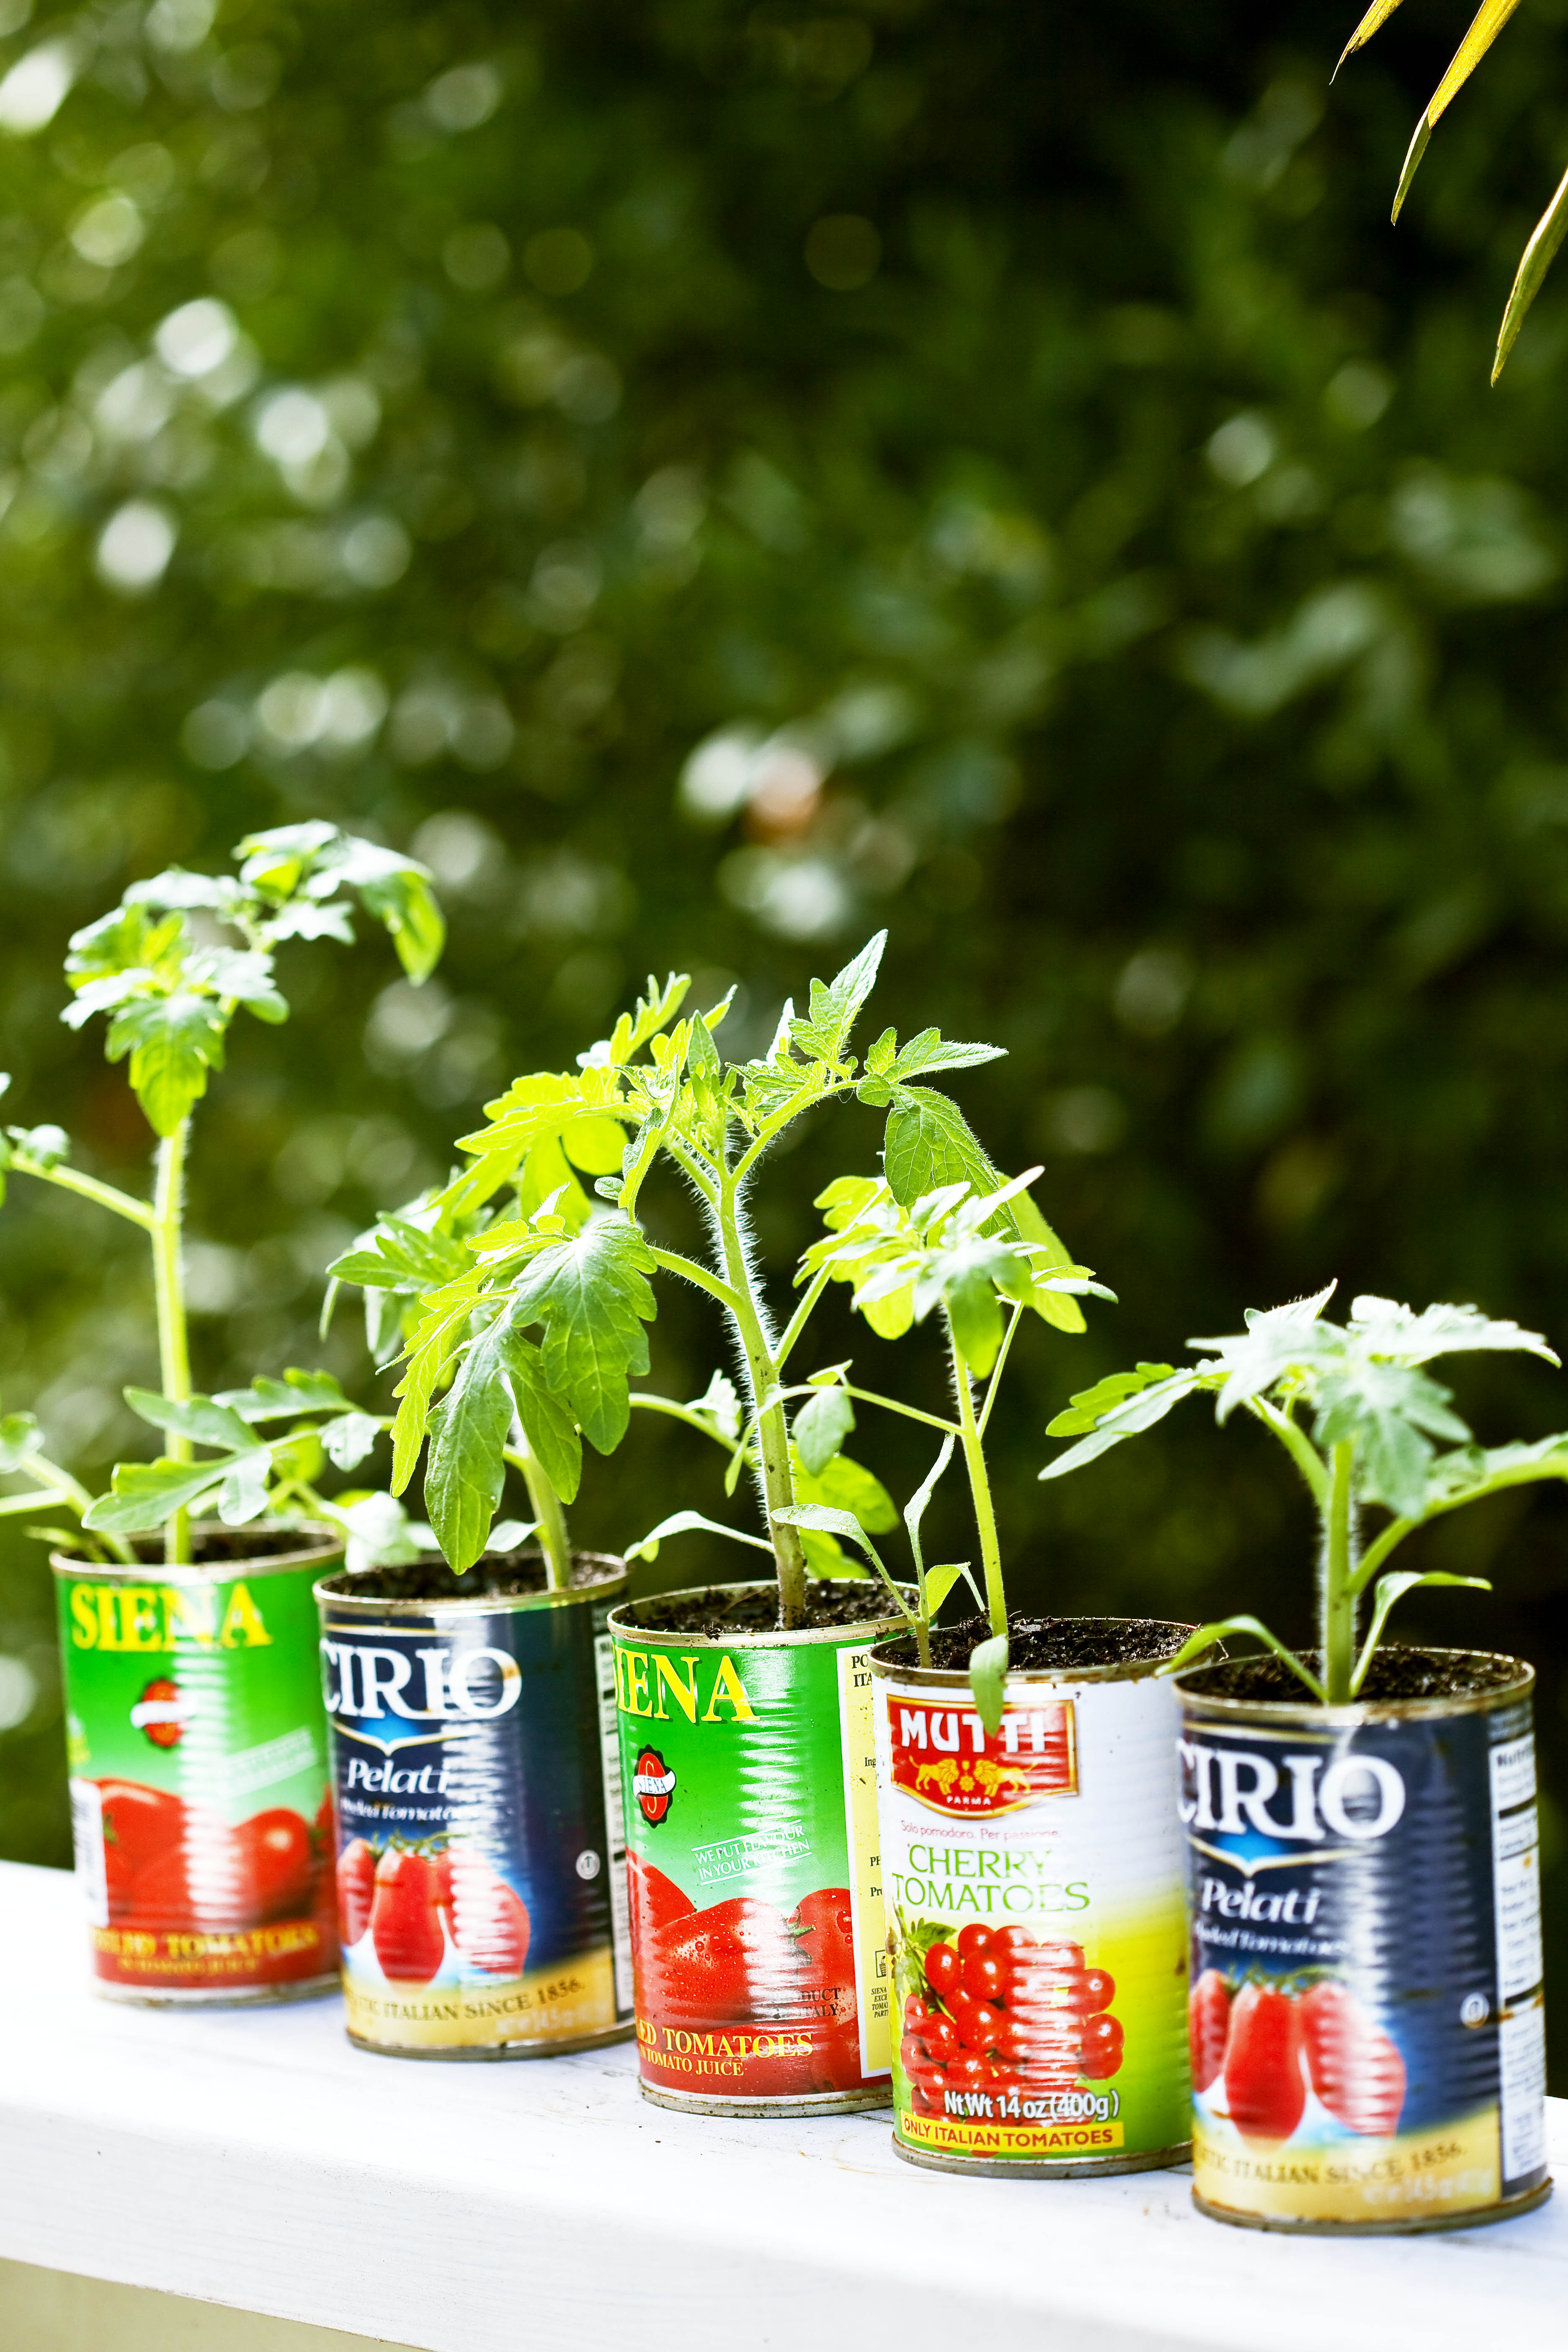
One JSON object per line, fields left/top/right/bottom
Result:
{"left": 609, "top": 1584, "right": 902, "bottom": 2115}
{"left": 873, "top": 1625, "right": 1193, "bottom": 2175}
{"left": 53, "top": 1530, "right": 341, "bottom": 2004}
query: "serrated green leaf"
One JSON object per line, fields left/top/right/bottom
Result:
{"left": 793, "top": 1447, "right": 898, "bottom": 1532}
{"left": 889, "top": 1030, "right": 1006, "bottom": 1081}
{"left": 794, "top": 1385, "right": 855, "bottom": 1474}
{"left": 321, "top": 1412, "right": 383, "bottom": 1471}
{"left": 788, "top": 932, "right": 887, "bottom": 1065}
{"left": 216, "top": 1369, "right": 354, "bottom": 1421}
{"left": 216, "top": 1449, "right": 273, "bottom": 1524}
{"left": 124, "top": 1387, "right": 255, "bottom": 1453}
{"left": 105, "top": 993, "right": 229, "bottom": 1135}
{"left": 505, "top": 1328, "right": 583, "bottom": 1505}
{"left": 1010, "top": 1188, "right": 1087, "bottom": 1334}
{"left": 884, "top": 1085, "right": 997, "bottom": 1207}
{"left": 423, "top": 1320, "right": 516, "bottom": 1571}
{"left": 1040, "top": 1367, "right": 1204, "bottom": 1478}
{"left": 505, "top": 1213, "right": 657, "bottom": 1454}
{"left": 83, "top": 1457, "right": 232, "bottom": 1534}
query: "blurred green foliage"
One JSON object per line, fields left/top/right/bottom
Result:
{"left": 0, "top": 0, "right": 1565, "bottom": 2073}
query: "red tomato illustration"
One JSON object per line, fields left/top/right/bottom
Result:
{"left": 628, "top": 1854, "right": 694, "bottom": 1947}
{"left": 1299, "top": 1980, "right": 1407, "bottom": 2138}
{"left": 791, "top": 1886, "right": 855, "bottom": 1994}
{"left": 97, "top": 1779, "right": 185, "bottom": 1877}
{"left": 649, "top": 1896, "right": 799, "bottom": 2024}
{"left": 444, "top": 1849, "right": 531, "bottom": 1977}
{"left": 371, "top": 1847, "right": 446, "bottom": 1984}
{"left": 923, "top": 1941, "right": 961, "bottom": 1998}
{"left": 1079, "top": 2012, "right": 1125, "bottom": 2079}
{"left": 1224, "top": 1983, "right": 1307, "bottom": 2148}
{"left": 234, "top": 1809, "right": 314, "bottom": 1921}
{"left": 1189, "top": 1969, "right": 1233, "bottom": 2094}
{"left": 338, "top": 1838, "right": 378, "bottom": 1946}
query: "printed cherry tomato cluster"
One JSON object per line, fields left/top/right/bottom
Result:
{"left": 339, "top": 1837, "right": 531, "bottom": 1985}
{"left": 632, "top": 1857, "right": 864, "bottom": 2095}
{"left": 1189, "top": 1969, "right": 1407, "bottom": 2146}
{"left": 900, "top": 1924, "right": 1123, "bottom": 2116}
{"left": 98, "top": 1777, "right": 329, "bottom": 1934}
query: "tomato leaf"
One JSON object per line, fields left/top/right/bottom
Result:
{"left": 505, "top": 1213, "right": 657, "bottom": 1454}
{"left": 793, "top": 1384, "right": 855, "bottom": 1475}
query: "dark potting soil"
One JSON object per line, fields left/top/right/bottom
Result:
{"left": 320, "top": 1548, "right": 622, "bottom": 1604}
{"left": 624, "top": 1580, "right": 905, "bottom": 1638}
{"left": 58, "top": 1524, "right": 336, "bottom": 1570}
{"left": 882, "top": 1614, "right": 1194, "bottom": 1673}
{"left": 1183, "top": 1646, "right": 1527, "bottom": 1703}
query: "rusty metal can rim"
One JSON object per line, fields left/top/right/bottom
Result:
{"left": 51, "top": 1521, "right": 343, "bottom": 1588}
{"left": 315, "top": 1547, "right": 626, "bottom": 1617}
{"left": 870, "top": 1616, "right": 1197, "bottom": 1692}
{"left": 609, "top": 1577, "right": 914, "bottom": 1651}
{"left": 1175, "top": 1645, "right": 1535, "bottom": 1728}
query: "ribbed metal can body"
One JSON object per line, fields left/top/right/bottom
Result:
{"left": 54, "top": 1528, "right": 343, "bottom": 2005}
{"left": 610, "top": 1584, "right": 903, "bottom": 2116}
{"left": 317, "top": 1553, "right": 633, "bottom": 2058}
{"left": 1178, "top": 1655, "right": 1551, "bottom": 2232}
{"left": 873, "top": 1625, "right": 1193, "bottom": 2176}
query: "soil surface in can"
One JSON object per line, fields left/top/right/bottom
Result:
{"left": 320, "top": 1548, "right": 619, "bottom": 1603}
{"left": 61, "top": 1526, "right": 331, "bottom": 1571}
{"left": 623, "top": 1580, "right": 899, "bottom": 1637}
{"left": 885, "top": 1614, "right": 1191, "bottom": 1673}
{"left": 1185, "top": 1645, "right": 1524, "bottom": 1702}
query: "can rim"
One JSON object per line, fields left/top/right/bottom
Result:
{"left": 609, "top": 1578, "right": 914, "bottom": 1650}
{"left": 869, "top": 1617, "right": 1197, "bottom": 1689}
{"left": 317, "top": 1547, "right": 627, "bottom": 1617}
{"left": 1175, "top": 1645, "right": 1535, "bottom": 1725}
{"left": 51, "top": 1520, "right": 343, "bottom": 1586}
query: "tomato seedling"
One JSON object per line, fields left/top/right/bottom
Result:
{"left": 0, "top": 824, "right": 443, "bottom": 1565}
{"left": 1042, "top": 1285, "right": 1568, "bottom": 1703}
{"left": 771, "top": 1165, "right": 1111, "bottom": 1718}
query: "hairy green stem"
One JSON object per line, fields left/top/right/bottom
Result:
{"left": 647, "top": 1246, "right": 745, "bottom": 1315}
{"left": 716, "top": 1171, "right": 807, "bottom": 1628}
{"left": 152, "top": 1121, "right": 193, "bottom": 1567}
{"left": 952, "top": 1325, "right": 1006, "bottom": 1640}
{"left": 1249, "top": 1397, "right": 1331, "bottom": 1508}
{"left": 627, "top": 1393, "right": 743, "bottom": 1458}
{"left": 774, "top": 1261, "right": 833, "bottom": 1374}
{"left": 10, "top": 1154, "right": 157, "bottom": 1231}
{"left": 1321, "top": 1439, "right": 1357, "bottom": 1704}
{"left": 975, "top": 1305, "right": 1025, "bottom": 1438}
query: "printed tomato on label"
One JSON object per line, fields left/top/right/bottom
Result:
{"left": 649, "top": 1896, "right": 800, "bottom": 2024}
{"left": 1189, "top": 1969, "right": 1232, "bottom": 2093}
{"left": 235, "top": 1809, "right": 314, "bottom": 1921}
{"left": 443, "top": 1849, "right": 531, "bottom": 1978}
{"left": 1299, "top": 1981, "right": 1407, "bottom": 2139}
{"left": 371, "top": 1847, "right": 447, "bottom": 1985}
{"left": 338, "top": 1838, "right": 377, "bottom": 1946}
{"left": 98, "top": 1779, "right": 185, "bottom": 1877}
{"left": 923, "top": 1941, "right": 961, "bottom": 1998}
{"left": 792, "top": 1886, "right": 855, "bottom": 1994}
{"left": 1224, "top": 1983, "right": 1307, "bottom": 2148}
{"left": 1079, "top": 2013, "right": 1124, "bottom": 2079}
{"left": 628, "top": 1854, "right": 694, "bottom": 1948}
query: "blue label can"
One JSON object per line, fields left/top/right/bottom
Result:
{"left": 1178, "top": 1653, "right": 1550, "bottom": 2231}
{"left": 315, "top": 1553, "right": 633, "bottom": 2059}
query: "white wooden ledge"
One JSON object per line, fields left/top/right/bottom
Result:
{"left": 0, "top": 1861, "right": 1562, "bottom": 2352}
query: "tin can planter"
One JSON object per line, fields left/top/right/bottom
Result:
{"left": 610, "top": 1580, "right": 907, "bottom": 2116}
{"left": 317, "top": 1548, "right": 633, "bottom": 2060}
{"left": 1178, "top": 1647, "right": 1552, "bottom": 2234}
{"left": 54, "top": 1525, "right": 342, "bottom": 2005}
{"left": 873, "top": 1617, "right": 1194, "bottom": 2176}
